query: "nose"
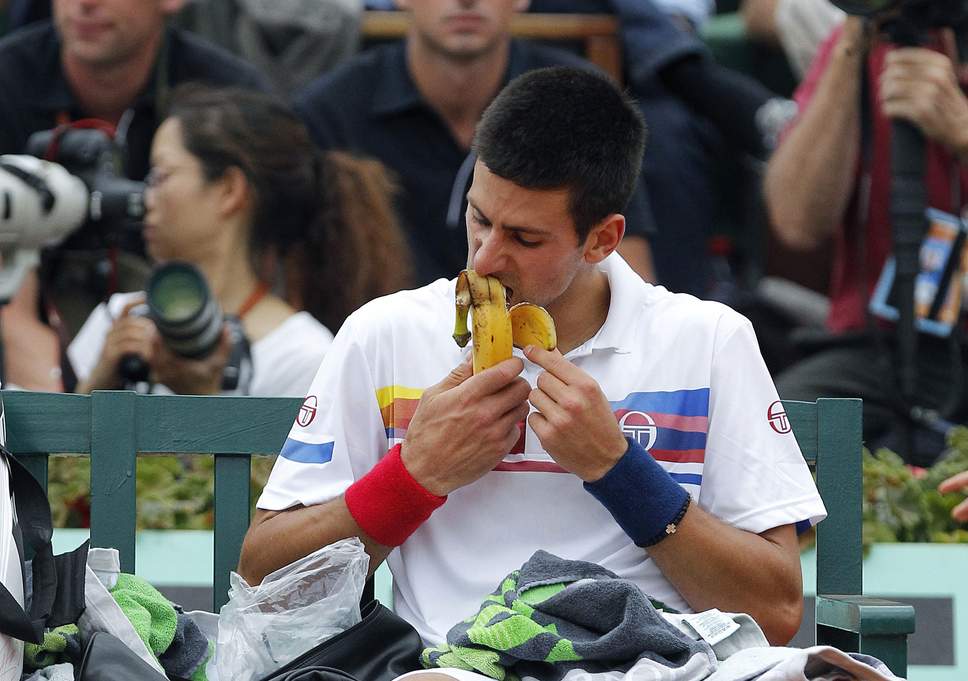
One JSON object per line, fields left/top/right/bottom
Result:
{"left": 471, "top": 229, "right": 505, "bottom": 276}
{"left": 143, "top": 184, "right": 156, "bottom": 212}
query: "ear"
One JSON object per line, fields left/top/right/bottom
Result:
{"left": 215, "top": 166, "right": 250, "bottom": 220}
{"left": 581, "top": 214, "right": 625, "bottom": 264}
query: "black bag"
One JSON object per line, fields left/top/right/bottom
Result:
{"left": 0, "top": 442, "right": 87, "bottom": 645}
{"left": 257, "top": 600, "right": 423, "bottom": 681}
{"left": 76, "top": 631, "right": 168, "bottom": 681}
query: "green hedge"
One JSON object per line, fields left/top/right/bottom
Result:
{"left": 43, "top": 435, "right": 968, "bottom": 546}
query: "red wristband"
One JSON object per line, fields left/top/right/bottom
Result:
{"left": 344, "top": 444, "right": 447, "bottom": 547}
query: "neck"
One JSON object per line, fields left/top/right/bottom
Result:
{"left": 546, "top": 267, "right": 611, "bottom": 355}
{"left": 62, "top": 30, "right": 162, "bottom": 122}
{"left": 407, "top": 35, "right": 510, "bottom": 149}
{"left": 195, "top": 245, "right": 262, "bottom": 318}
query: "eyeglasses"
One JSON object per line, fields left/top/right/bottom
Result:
{"left": 145, "top": 165, "right": 194, "bottom": 188}
{"left": 144, "top": 167, "right": 170, "bottom": 189}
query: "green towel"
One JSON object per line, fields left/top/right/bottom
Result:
{"left": 23, "top": 624, "right": 81, "bottom": 670}
{"left": 110, "top": 573, "right": 178, "bottom": 656}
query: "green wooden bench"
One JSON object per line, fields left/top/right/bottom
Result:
{"left": 4, "top": 391, "right": 914, "bottom": 676}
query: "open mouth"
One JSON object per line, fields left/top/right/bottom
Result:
{"left": 505, "top": 286, "right": 513, "bottom": 306}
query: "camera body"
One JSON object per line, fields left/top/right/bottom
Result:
{"left": 25, "top": 127, "right": 145, "bottom": 238}
{"left": 832, "top": 0, "right": 968, "bottom": 43}
{"left": 0, "top": 126, "right": 147, "bottom": 305}
{"left": 120, "top": 262, "right": 253, "bottom": 394}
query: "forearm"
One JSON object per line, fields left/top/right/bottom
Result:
{"left": 239, "top": 497, "right": 392, "bottom": 586}
{"left": 1, "top": 271, "right": 63, "bottom": 392}
{"left": 764, "top": 31, "right": 864, "bottom": 250}
{"left": 648, "top": 505, "right": 803, "bottom": 644}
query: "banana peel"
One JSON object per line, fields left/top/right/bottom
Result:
{"left": 453, "top": 269, "right": 557, "bottom": 374}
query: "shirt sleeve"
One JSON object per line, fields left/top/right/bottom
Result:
{"left": 256, "top": 315, "right": 388, "bottom": 511}
{"left": 698, "top": 314, "right": 827, "bottom": 534}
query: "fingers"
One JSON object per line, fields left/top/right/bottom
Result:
{"left": 954, "top": 498, "right": 968, "bottom": 523}
{"left": 939, "top": 471, "right": 968, "bottom": 523}
{"left": 458, "top": 357, "right": 525, "bottom": 401}
{"left": 427, "top": 355, "right": 474, "bottom": 397}
{"left": 105, "top": 316, "right": 156, "bottom": 359}
{"left": 523, "top": 345, "right": 583, "bottom": 383}
{"left": 118, "top": 295, "right": 148, "bottom": 318}
{"left": 938, "top": 470, "right": 968, "bottom": 494}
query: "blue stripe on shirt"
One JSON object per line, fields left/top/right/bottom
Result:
{"left": 280, "top": 438, "right": 334, "bottom": 464}
{"left": 610, "top": 389, "right": 711, "bottom": 417}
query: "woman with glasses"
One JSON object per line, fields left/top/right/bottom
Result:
{"left": 68, "top": 85, "right": 413, "bottom": 396}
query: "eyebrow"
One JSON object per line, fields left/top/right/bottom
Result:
{"left": 467, "top": 198, "right": 553, "bottom": 236}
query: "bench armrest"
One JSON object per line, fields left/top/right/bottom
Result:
{"left": 816, "top": 595, "right": 916, "bottom": 636}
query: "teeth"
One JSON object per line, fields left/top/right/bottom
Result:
{"left": 453, "top": 270, "right": 556, "bottom": 374}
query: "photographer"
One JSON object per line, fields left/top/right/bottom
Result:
{"left": 764, "top": 13, "right": 968, "bottom": 463}
{"left": 0, "top": 0, "right": 269, "bottom": 391}
{"left": 68, "top": 85, "right": 413, "bottom": 396}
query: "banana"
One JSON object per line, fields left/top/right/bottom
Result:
{"left": 453, "top": 269, "right": 557, "bottom": 374}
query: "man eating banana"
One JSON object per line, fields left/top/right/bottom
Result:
{"left": 239, "top": 67, "right": 826, "bottom": 649}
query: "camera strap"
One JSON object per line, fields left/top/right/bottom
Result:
{"left": 856, "top": 38, "right": 968, "bottom": 424}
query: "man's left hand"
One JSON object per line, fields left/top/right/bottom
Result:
{"left": 880, "top": 47, "right": 968, "bottom": 157}
{"left": 524, "top": 345, "right": 628, "bottom": 482}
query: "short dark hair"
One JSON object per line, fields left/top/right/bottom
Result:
{"left": 473, "top": 66, "right": 647, "bottom": 241}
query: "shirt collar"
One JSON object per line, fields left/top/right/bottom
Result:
{"left": 370, "top": 39, "right": 531, "bottom": 118}
{"left": 572, "top": 252, "right": 649, "bottom": 356}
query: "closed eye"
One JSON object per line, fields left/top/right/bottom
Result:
{"left": 513, "top": 232, "right": 542, "bottom": 248}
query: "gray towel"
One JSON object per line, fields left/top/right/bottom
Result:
{"left": 157, "top": 611, "right": 211, "bottom": 680}
{"left": 422, "top": 550, "right": 717, "bottom": 681}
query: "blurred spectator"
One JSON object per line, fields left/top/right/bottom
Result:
{"left": 939, "top": 471, "right": 968, "bottom": 522}
{"left": 531, "top": 0, "right": 712, "bottom": 31}
{"left": 69, "top": 85, "right": 413, "bottom": 396}
{"left": 175, "top": 0, "right": 363, "bottom": 98}
{"left": 530, "top": 0, "right": 789, "bottom": 296}
{"left": 742, "top": 0, "right": 844, "bottom": 78}
{"left": 295, "top": 0, "right": 658, "bottom": 286}
{"left": 3, "top": 0, "right": 50, "bottom": 32}
{"left": 764, "top": 18, "right": 968, "bottom": 465}
{"left": 0, "top": 0, "right": 269, "bottom": 392}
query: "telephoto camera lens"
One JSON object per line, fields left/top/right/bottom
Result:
{"left": 146, "top": 261, "right": 223, "bottom": 359}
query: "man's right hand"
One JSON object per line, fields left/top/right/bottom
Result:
{"left": 400, "top": 356, "right": 531, "bottom": 496}
{"left": 880, "top": 42, "right": 968, "bottom": 158}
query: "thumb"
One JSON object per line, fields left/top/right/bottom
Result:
{"left": 430, "top": 355, "right": 474, "bottom": 395}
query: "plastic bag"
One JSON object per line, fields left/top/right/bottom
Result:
{"left": 215, "top": 537, "right": 368, "bottom": 681}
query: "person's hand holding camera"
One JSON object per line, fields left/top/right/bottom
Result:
{"left": 79, "top": 297, "right": 157, "bottom": 392}
{"left": 880, "top": 44, "right": 968, "bottom": 158}
{"left": 149, "top": 326, "right": 233, "bottom": 395}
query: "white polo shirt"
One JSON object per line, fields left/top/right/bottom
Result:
{"left": 258, "top": 253, "right": 826, "bottom": 645}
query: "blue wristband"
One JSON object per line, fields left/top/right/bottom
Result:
{"left": 583, "top": 437, "right": 691, "bottom": 547}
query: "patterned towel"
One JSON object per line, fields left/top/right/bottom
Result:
{"left": 422, "top": 550, "right": 716, "bottom": 681}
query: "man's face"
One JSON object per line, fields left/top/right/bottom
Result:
{"left": 396, "top": 0, "right": 528, "bottom": 61}
{"left": 54, "top": 0, "right": 180, "bottom": 68}
{"left": 465, "top": 160, "right": 591, "bottom": 311}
